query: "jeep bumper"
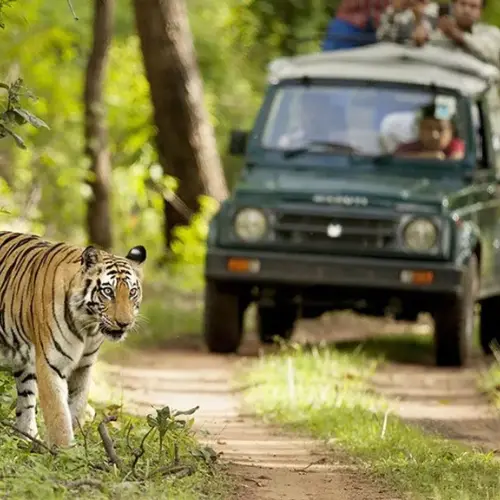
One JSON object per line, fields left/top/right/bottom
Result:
{"left": 205, "top": 248, "right": 463, "bottom": 296}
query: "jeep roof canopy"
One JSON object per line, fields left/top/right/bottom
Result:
{"left": 268, "top": 42, "right": 500, "bottom": 97}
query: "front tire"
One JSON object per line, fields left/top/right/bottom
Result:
{"left": 258, "top": 304, "right": 298, "bottom": 344}
{"left": 432, "top": 254, "right": 478, "bottom": 367}
{"left": 203, "top": 280, "right": 246, "bottom": 354}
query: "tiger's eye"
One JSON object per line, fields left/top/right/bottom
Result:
{"left": 101, "top": 286, "right": 114, "bottom": 298}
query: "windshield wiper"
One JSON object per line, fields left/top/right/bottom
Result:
{"left": 282, "top": 141, "right": 359, "bottom": 159}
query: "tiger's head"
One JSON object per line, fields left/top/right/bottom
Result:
{"left": 75, "top": 245, "right": 147, "bottom": 341}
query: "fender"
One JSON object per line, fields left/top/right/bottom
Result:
{"left": 453, "top": 219, "right": 481, "bottom": 267}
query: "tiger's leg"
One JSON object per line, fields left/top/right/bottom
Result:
{"left": 68, "top": 364, "right": 94, "bottom": 429}
{"left": 12, "top": 364, "right": 38, "bottom": 438}
{"left": 35, "top": 352, "right": 73, "bottom": 448}
{"left": 69, "top": 339, "right": 103, "bottom": 429}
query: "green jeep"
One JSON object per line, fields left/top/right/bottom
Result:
{"left": 203, "top": 42, "right": 500, "bottom": 367}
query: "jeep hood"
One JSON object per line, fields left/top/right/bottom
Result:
{"left": 235, "top": 168, "right": 464, "bottom": 208}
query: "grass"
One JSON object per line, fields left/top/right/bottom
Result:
{"left": 242, "top": 341, "right": 500, "bottom": 500}
{"left": 477, "top": 344, "right": 500, "bottom": 408}
{"left": 0, "top": 372, "right": 234, "bottom": 500}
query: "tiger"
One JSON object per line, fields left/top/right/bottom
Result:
{"left": 0, "top": 231, "right": 146, "bottom": 448}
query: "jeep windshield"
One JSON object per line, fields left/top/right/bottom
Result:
{"left": 260, "top": 83, "right": 466, "bottom": 163}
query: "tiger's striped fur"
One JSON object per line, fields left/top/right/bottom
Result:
{"left": 0, "top": 231, "right": 146, "bottom": 448}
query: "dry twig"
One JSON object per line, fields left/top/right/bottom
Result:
{"left": 0, "top": 420, "right": 57, "bottom": 456}
{"left": 131, "top": 426, "right": 155, "bottom": 478}
{"left": 98, "top": 415, "right": 123, "bottom": 470}
{"left": 61, "top": 479, "right": 105, "bottom": 491}
{"left": 150, "top": 464, "right": 195, "bottom": 479}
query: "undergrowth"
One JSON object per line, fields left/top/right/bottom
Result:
{"left": 0, "top": 372, "right": 232, "bottom": 500}
{"left": 243, "top": 342, "right": 500, "bottom": 500}
{"left": 477, "top": 342, "right": 500, "bottom": 409}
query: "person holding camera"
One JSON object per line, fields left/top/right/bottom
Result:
{"left": 377, "top": 0, "right": 439, "bottom": 45}
{"left": 429, "top": 0, "right": 500, "bottom": 66}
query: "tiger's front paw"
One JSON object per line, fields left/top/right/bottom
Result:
{"left": 46, "top": 429, "right": 75, "bottom": 450}
{"left": 14, "top": 420, "right": 39, "bottom": 442}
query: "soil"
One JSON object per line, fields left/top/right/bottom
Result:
{"left": 90, "top": 312, "right": 500, "bottom": 499}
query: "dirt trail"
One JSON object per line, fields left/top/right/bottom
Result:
{"left": 90, "top": 313, "right": 500, "bottom": 499}
{"left": 91, "top": 334, "right": 399, "bottom": 499}
{"left": 294, "top": 313, "right": 500, "bottom": 452}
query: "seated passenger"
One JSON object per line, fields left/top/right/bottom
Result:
{"left": 394, "top": 102, "right": 465, "bottom": 159}
{"left": 322, "top": 0, "right": 391, "bottom": 51}
{"left": 377, "top": 0, "right": 439, "bottom": 45}
{"left": 379, "top": 111, "right": 419, "bottom": 153}
{"left": 426, "top": 0, "right": 500, "bottom": 67}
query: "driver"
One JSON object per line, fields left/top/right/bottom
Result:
{"left": 394, "top": 102, "right": 465, "bottom": 159}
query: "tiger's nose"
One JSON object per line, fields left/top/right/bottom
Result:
{"left": 116, "top": 320, "right": 131, "bottom": 329}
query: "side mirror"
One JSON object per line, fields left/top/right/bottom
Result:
{"left": 228, "top": 129, "right": 249, "bottom": 157}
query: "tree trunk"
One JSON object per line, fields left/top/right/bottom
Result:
{"left": 133, "top": 0, "right": 228, "bottom": 251}
{"left": 84, "top": 0, "right": 114, "bottom": 251}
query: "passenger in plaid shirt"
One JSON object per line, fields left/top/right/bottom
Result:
{"left": 322, "top": 0, "right": 391, "bottom": 51}
{"left": 428, "top": 0, "right": 500, "bottom": 67}
{"left": 376, "top": 0, "right": 440, "bottom": 45}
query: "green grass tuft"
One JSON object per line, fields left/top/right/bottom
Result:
{"left": 243, "top": 343, "right": 500, "bottom": 500}
{"left": 0, "top": 372, "right": 234, "bottom": 500}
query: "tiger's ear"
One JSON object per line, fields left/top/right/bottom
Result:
{"left": 81, "top": 246, "right": 101, "bottom": 270}
{"left": 126, "top": 245, "right": 147, "bottom": 266}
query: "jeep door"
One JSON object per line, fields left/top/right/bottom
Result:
{"left": 470, "top": 96, "right": 500, "bottom": 296}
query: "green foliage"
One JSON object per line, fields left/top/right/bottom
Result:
{"left": 478, "top": 342, "right": 500, "bottom": 406}
{"left": 171, "top": 196, "right": 219, "bottom": 264}
{"left": 0, "top": 0, "right": 334, "bottom": 271}
{"left": 0, "top": 371, "right": 232, "bottom": 500}
{"left": 244, "top": 343, "right": 500, "bottom": 500}
{"left": 0, "top": 0, "right": 499, "bottom": 268}
{"left": 232, "top": 0, "right": 334, "bottom": 58}
{"left": 0, "top": 78, "right": 48, "bottom": 148}
{"left": 0, "top": 0, "right": 14, "bottom": 28}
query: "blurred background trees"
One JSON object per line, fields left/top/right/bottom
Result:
{"left": 0, "top": 0, "right": 498, "bottom": 277}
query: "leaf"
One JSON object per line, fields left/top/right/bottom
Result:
{"left": 12, "top": 108, "right": 49, "bottom": 129}
{"left": 173, "top": 405, "right": 200, "bottom": 417}
{"left": 1, "top": 125, "right": 26, "bottom": 149}
{"left": 157, "top": 406, "right": 171, "bottom": 419}
{"left": 146, "top": 415, "right": 157, "bottom": 428}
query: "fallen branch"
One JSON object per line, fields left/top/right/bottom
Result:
{"left": 150, "top": 464, "right": 195, "bottom": 479}
{"left": 97, "top": 415, "right": 122, "bottom": 470}
{"left": 294, "top": 457, "right": 327, "bottom": 472}
{"left": 243, "top": 476, "right": 263, "bottom": 487}
{"left": 0, "top": 420, "right": 57, "bottom": 456}
{"left": 61, "top": 479, "right": 105, "bottom": 491}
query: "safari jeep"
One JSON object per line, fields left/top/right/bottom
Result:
{"left": 203, "top": 43, "right": 500, "bottom": 367}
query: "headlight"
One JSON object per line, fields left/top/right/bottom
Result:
{"left": 403, "top": 218, "right": 438, "bottom": 251}
{"left": 234, "top": 208, "right": 268, "bottom": 242}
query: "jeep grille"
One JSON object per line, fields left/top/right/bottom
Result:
{"left": 274, "top": 211, "right": 397, "bottom": 253}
